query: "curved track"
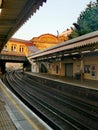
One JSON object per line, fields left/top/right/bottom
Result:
{"left": 1, "top": 71, "right": 98, "bottom": 130}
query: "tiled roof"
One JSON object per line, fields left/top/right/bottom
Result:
{"left": 28, "top": 46, "right": 39, "bottom": 54}
{"left": 28, "top": 31, "right": 98, "bottom": 59}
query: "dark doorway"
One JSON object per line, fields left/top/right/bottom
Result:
{"left": 65, "top": 63, "right": 73, "bottom": 77}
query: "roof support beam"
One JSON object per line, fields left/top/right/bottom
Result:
{"left": 0, "top": 20, "right": 16, "bottom": 26}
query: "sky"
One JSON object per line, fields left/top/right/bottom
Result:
{"left": 12, "top": 0, "right": 96, "bottom": 40}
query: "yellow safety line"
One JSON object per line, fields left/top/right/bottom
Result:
{"left": 0, "top": 81, "right": 40, "bottom": 130}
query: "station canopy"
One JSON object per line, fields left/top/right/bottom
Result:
{"left": 0, "top": 0, "right": 47, "bottom": 51}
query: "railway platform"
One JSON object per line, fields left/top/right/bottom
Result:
{"left": 0, "top": 79, "right": 52, "bottom": 130}
{"left": 26, "top": 72, "right": 98, "bottom": 90}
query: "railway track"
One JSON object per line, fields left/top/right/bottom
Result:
{"left": 1, "top": 71, "right": 98, "bottom": 130}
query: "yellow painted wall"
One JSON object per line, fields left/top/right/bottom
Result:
{"left": 60, "top": 63, "right": 65, "bottom": 76}
{"left": 31, "top": 34, "right": 64, "bottom": 50}
{"left": 46, "top": 55, "right": 98, "bottom": 81}
{"left": 47, "top": 62, "right": 60, "bottom": 75}
{"left": 72, "top": 56, "right": 98, "bottom": 80}
{"left": 83, "top": 56, "right": 98, "bottom": 80}
{"left": 3, "top": 40, "right": 29, "bottom": 56}
{"left": 73, "top": 60, "right": 81, "bottom": 76}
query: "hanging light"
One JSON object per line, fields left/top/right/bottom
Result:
{"left": 0, "top": 0, "right": 3, "bottom": 13}
{"left": 0, "top": 8, "right": 2, "bottom": 13}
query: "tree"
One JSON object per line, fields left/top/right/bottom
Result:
{"left": 69, "top": 1, "right": 98, "bottom": 39}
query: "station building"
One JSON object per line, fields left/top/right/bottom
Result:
{"left": 31, "top": 34, "right": 59, "bottom": 50}
{"left": 2, "top": 38, "right": 38, "bottom": 56}
{"left": 28, "top": 31, "right": 98, "bottom": 81}
{"left": 3, "top": 31, "right": 70, "bottom": 55}
{"left": 30, "top": 33, "right": 68, "bottom": 50}
{"left": 1, "top": 38, "right": 38, "bottom": 71}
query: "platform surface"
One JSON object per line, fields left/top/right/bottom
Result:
{"left": 0, "top": 79, "right": 52, "bottom": 130}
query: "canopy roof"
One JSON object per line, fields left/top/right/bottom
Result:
{"left": 0, "top": 0, "right": 47, "bottom": 51}
{"left": 28, "top": 31, "right": 98, "bottom": 60}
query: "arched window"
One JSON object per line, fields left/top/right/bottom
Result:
{"left": 3, "top": 45, "right": 8, "bottom": 51}
{"left": 11, "top": 44, "right": 16, "bottom": 52}
{"left": 19, "top": 45, "right": 24, "bottom": 52}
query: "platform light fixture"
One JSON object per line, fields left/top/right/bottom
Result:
{"left": 0, "top": 0, "right": 3, "bottom": 14}
{"left": 0, "top": 8, "right": 2, "bottom": 13}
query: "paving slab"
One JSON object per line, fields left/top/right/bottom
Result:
{"left": 0, "top": 80, "right": 52, "bottom": 130}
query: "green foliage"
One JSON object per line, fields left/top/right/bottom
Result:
{"left": 69, "top": 1, "right": 98, "bottom": 39}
